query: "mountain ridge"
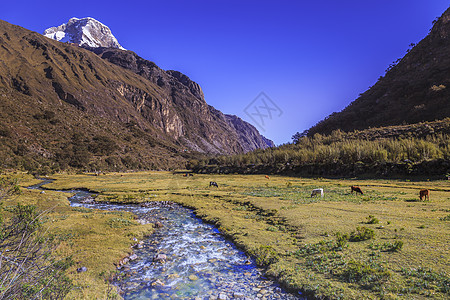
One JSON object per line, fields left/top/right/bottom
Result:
{"left": 306, "top": 7, "right": 450, "bottom": 136}
{"left": 0, "top": 19, "right": 272, "bottom": 172}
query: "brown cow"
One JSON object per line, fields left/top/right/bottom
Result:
{"left": 265, "top": 175, "right": 270, "bottom": 180}
{"left": 419, "top": 189, "right": 430, "bottom": 201}
{"left": 351, "top": 186, "right": 363, "bottom": 195}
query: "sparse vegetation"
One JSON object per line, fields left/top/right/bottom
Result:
{"left": 349, "top": 226, "right": 375, "bottom": 242}
{"left": 0, "top": 177, "right": 72, "bottom": 300}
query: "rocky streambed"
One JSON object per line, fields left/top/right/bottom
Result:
{"left": 29, "top": 180, "right": 302, "bottom": 300}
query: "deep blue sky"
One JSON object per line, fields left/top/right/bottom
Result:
{"left": 1, "top": 1, "right": 449, "bottom": 145}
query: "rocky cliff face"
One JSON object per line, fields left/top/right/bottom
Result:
{"left": 44, "top": 17, "right": 125, "bottom": 49}
{"left": 307, "top": 7, "right": 450, "bottom": 136}
{"left": 86, "top": 46, "right": 273, "bottom": 153}
{"left": 225, "top": 114, "right": 275, "bottom": 151}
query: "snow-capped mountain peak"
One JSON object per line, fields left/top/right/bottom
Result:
{"left": 44, "top": 17, "right": 125, "bottom": 50}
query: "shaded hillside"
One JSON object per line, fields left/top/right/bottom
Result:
{"left": 308, "top": 7, "right": 450, "bottom": 136}
{"left": 0, "top": 20, "right": 271, "bottom": 172}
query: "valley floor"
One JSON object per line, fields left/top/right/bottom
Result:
{"left": 15, "top": 172, "right": 450, "bottom": 299}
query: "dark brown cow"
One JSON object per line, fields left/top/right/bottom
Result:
{"left": 419, "top": 189, "right": 430, "bottom": 201}
{"left": 351, "top": 186, "right": 363, "bottom": 195}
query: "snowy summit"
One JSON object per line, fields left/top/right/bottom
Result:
{"left": 43, "top": 17, "right": 125, "bottom": 50}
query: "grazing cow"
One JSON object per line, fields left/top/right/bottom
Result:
{"left": 265, "top": 175, "right": 270, "bottom": 180}
{"left": 188, "top": 173, "right": 194, "bottom": 177}
{"left": 209, "top": 181, "right": 218, "bottom": 188}
{"left": 351, "top": 186, "right": 364, "bottom": 195}
{"left": 419, "top": 189, "right": 430, "bottom": 201}
{"left": 311, "top": 188, "right": 324, "bottom": 198}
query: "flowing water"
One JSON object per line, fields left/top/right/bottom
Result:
{"left": 29, "top": 180, "right": 302, "bottom": 300}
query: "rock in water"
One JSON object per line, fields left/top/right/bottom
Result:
{"left": 153, "top": 254, "right": 167, "bottom": 263}
{"left": 129, "top": 254, "right": 138, "bottom": 261}
{"left": 44, "top": 17, "right": 125, "bottom": 49}
{"left": 188, "top": 274, "right": 199, "bottom": 281}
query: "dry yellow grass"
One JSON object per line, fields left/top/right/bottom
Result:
{"left": 11, "top": 171, "right": 450, "bottom": 299}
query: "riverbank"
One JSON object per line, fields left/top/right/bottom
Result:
{"left": 32, "top": 171, "right": 449, "bottom": 299}
{"left": 12, "top": 173, "right": 154, "bottom": 299}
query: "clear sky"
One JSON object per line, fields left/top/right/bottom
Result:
{"left": 1, "top": 1, "right": 449, "bottom": 145}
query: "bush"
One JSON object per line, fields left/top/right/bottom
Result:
{"left": 340, "top": 260, "right": 391, "bottom": 287}
{"left": 252, "top": 245, "right": 279, "bottom": 267}
{"left": 350, "top": 226, "right": 375, "bottom": 242}
{"left": 366, "top": 215, "right": 380, "bottom": 224}
{"left": 0, "top": 203, "right": 73, "bottom": 299}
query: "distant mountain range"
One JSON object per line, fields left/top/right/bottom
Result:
{"left": 0, "top": 18, "right": 273, "bottom": 171}
{"left": 307, "top": 7, "right": 450, "bottom": 136}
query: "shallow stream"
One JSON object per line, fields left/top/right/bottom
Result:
{"left": 29, "top": 180, "right": 302, "bottom": 300}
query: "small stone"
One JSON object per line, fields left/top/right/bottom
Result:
{"left": 151, "top": 279, "right": 165, "bottom": 287}
{"left": 218, "top": 293, "right": 227, "bottom": 300}
{"left": 77, "top": 266, "right": 87, "bottom": 273}
{"left": 167, "top": 273, "right": 179, "bottom": 279}
{"left": 188, "top": 274, "right": 199, "bottom": 281}
{"left": 129, "top": 254, "right": 138, "bottom": 261}
{"left": 134, "top": 243, "right": 143, "bottom": 249}
{"left": 233, "top": 292, "right": 245, "bottom": 298}
{"left": 154, "top": 221, "right": 163, "bottom": 228}
{"left": 154, "top": 254, "right": 167, "bottom": 263}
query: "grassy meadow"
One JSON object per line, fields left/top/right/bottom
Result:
{"left": 9, "top": 172, "right": 450, "bottom": 299}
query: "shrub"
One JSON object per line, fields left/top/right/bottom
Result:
{"left": 350, "top": 226, "right": 375, "bottom": 242}
{"left": 365, "top": 215, "right": 379, "bottom": 224}
{"left": 252, "top": 245, "right": 279, "bottom": 266}
{"left": 440, "top": 215, "right": 450, "bottom": 221}
{"left": 0, "top": 201, "right": 73, "bottom": 299}
{"left": 335, "top": 232, "right": 349, "bottom": 250}
{"left": 385, "top": 241, "right": 403, "bottom": 252}
{"left": 340, "top": 260, "right": 391, "bottom": 287}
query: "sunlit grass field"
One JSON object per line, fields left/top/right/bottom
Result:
{"left": 14, "top": 172, "right": 450, "bottom": 299}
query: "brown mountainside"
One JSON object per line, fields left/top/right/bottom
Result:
{"left": 308, "top": 7, "right": 450, "bottom": 136}
{"left": 0, "top": 20, "right": 271, "bottom": 172}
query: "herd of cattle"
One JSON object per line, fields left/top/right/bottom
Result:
{"left": 202, "top": 175, "right": 431, "bottom": 201}
{"left": 309, "top": 185, "right": 429, "bottom": 200}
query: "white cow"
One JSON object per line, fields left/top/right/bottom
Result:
{"left": 311, "top": 188, "right": 324, "bottom": 198}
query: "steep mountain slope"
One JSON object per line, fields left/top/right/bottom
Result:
{"left": 224, "top": 114, "right": 275, "bottom": 151}
{"left": 308, "top": 7, "right": 450, "bottom": 136}
{"left": 0, "top": 19, "right": 271, "bottom": 171}
{"left": 44, "top": 17, "right": 125, "bottom": 49}
{"left": 85, "top": 46, "right": 273, "bottom": 153}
